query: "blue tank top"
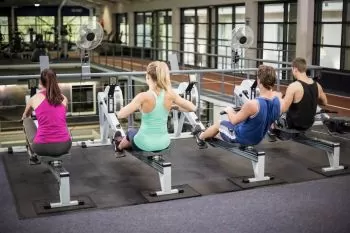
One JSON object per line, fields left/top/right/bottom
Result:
{"left": 234, "top": 97, "right": 280, "bottom": 145}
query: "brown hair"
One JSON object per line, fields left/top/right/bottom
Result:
{"left": 292, "top": 57, "right": 307, "bottom": 73}
{"left": 146, "top": 61, "right": 171, "bottom": 91}
{"left": 257, "top": 65, "right": 276, "bottom": 90}
{"left": 40, "top": 69, "right": 63, "bottom": 106}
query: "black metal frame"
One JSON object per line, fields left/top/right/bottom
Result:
{"left": 214, "top": 4, "right": 245, "bottom": 69}
{"left": 115, "top": 13, "right": 128, "bottom": 45}
{"left": 0, "top": 16, "right": 9, "bottom": 43}
{"left": 257, "top": 1, "right": 297, "bottom": 79}
{"left": 151, "top": 9, "right": 172, "bottom": 61}
{"left": 180, "top": 7, "right": 210, "bottom": 67}
{"left": 313, "top": 0, "right": 350, "bottom": 71}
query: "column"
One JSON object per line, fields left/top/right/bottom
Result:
{"left": 296, "top": 0, "right": 315, "bottom": 64}
{"left": 128, "top": 11, "right": 134, "bottom": 46}
{"left": 171, "top": 8, "right": 181, "bottom": 56}
{"left": 244, "top": 0, "right": 258, "bottom": 69}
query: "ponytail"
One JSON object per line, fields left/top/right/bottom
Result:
{"left": 147, "top": 61, "right": 171, "bottom": 92}
{"left": 40, "top": 69, "right": 63, "bottom": 106}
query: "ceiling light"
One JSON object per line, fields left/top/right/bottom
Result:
{"left": 34, "top": 3, "right": 40, "bottom": 7}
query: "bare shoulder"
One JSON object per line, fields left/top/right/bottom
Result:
{"left": 290, "top": 81, "right": 301, "bottom": 89}
{"left": 244, "top": 99, "right": 259, "bottom": 112}
{"left": 316, "top": 82, "right": 324, "bottom": 90}
{"left": 165, "top": 89, "right": 177, "bottom": 101}
{"left": 286, "top": 81, "right": 301, "bottom": 93}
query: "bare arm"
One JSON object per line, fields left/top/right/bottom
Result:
{"left": 117, "top": 93, "right": 144, "bottom": 119}
{"left": 172, "top": 90, "right": 196, "bottom": 112}
{"left": 22, "top": 98, "right": 33, "bottom": 120}
{"left": 226, "top": 100, "right": 258, "bottom": 125}
{"left": 281, "top": 83, "right": 296, "bottom": 113}
{"left": 62, "top": 95, "right": 68, "bottom": 109}
{"left": 317, "top": 82, "right": 327, "bottom": 106}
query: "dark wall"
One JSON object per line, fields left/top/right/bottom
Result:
{"left": 319, "top": 69, "right": 350, "bottom": 96}
{"left": 0, "top": 7, "right": 11, "bottom": 16}
{"left": 15, "top": 6, "right": 91, "bottom": 16}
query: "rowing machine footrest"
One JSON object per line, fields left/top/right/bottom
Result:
{"left": 273, "top": 127, "right": 304, "bottom": 141}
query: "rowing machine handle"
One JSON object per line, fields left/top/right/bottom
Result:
{"left": 220, "top": 107, "right": 241, "bottom": 115}
{"left": 316, "top": 109, "right": 338, "bottom": 114}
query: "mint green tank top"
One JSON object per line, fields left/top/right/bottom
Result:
{"left": 133, "top": 90, "right": 170, "bottom": 151}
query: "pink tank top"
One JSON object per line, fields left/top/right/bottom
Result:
{"left": 34, "top": 94, "right": 71, "bottom": 144}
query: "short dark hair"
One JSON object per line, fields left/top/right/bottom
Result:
{"left": 257, "top": 65, "right": 276, "bottom": 90}
{"left": 292, "top": 57, "right": 307, "bottom": 73}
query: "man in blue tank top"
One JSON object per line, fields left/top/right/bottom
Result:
{"left": 194, "top": 65, "right": 282, "bottom": 147}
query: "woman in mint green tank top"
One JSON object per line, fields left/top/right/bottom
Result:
{"left": 114, "top": 61, "right": 196, "bottom": 152}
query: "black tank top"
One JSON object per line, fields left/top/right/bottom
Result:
{"left": 286, "top": 80, "right": 318, "bottom": 130}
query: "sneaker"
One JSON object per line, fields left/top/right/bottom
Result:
{"left": 192, "top": 125, "right": 208, "bottom": 149}
{"left": 266, "top": 130, "right": 277, "bottom": 142}
{"left": 113, "top": 131, "right": 124, "bottom": 153}
{"left": 29, "top": 155, "right": 41, "bottom": 165}
{"left": 26, "top": 145, "right": 41, "bottom": 165}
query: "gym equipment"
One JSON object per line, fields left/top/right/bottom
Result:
{"left": 272, "top": 125, "right": 345, "bottom": 174}
{"left": 84, "top": 77, "right": 181, "bottom": 197}
{"left": 233, "top": 77, "right": 346, "bottom": 175}
{"left": 31, "top": 34, "right": 48, "bottom": 62}
{"left": 323, "top": 117, "right": 350, "bottom": 134}
{"left": 76, "top": 21, "right": 104, "bottom": 80}
{"left": 76, "top": 77, "right": 124, "bottom": 148}
{"left": 168, "top": 56, "right": 272, "bottom": 184}
{"left": 231, "top": 25, "right": 254, "bottom": 68}
{"left": 233, "top": 79, "right": 258, "bottom": 108}
{"left": 23, "top": 59, "right": 80, "bottom": 208}
{"left": 38, "top": 154, "right": 81, "bottom": 209}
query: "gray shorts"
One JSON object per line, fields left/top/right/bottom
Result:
{"left": 23, "top": 118, "right": 72, "bottom": 157}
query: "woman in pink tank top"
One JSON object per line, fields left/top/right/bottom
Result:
{"left": 22, "top": 69, "right": 71, "bottom": 164}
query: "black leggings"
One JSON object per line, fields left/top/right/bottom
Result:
{"left": 23, "top": 118, "right": 72, "bottom": 157}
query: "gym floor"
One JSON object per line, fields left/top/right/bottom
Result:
{"left": 0, "top": 125, "right": 350, "bottom": 233}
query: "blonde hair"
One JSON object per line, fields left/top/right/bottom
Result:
{"left": 146, "top": 61, "right": 171, "bottom": 91}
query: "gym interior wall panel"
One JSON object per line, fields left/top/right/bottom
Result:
{"left": 14, "top": 6, "right": 90, "bottom": 17}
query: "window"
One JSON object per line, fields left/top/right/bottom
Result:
{"left": 0, "top": 17, "right": 9, "bottom": 43}
{"left": 116, "top": 13, "right": 128, "bottom": 45}
{"left": 181, "top": 8, "right": 210, "bottom": 67}
{"left": 258, "top": 2, "right": 297, "bottom": 80}
{"left": 314, "top": 0, "right": 349, "bottom": 70}
{"left": 71, "top": 83, "right": 96, "bottom": 115}
{"left": 135, "top": 12, "right": 153, "bottom": 48}
{"left": 17, "top": 16, "right": 55, "bottom": 43}
{"left": 153, "top": 10, "right": 172, "bottom": 61}
{"left": 63, "top": 16, "right": 97, "bottom": 44}
{"left": 215, "top": 5, "right": 245, "bottom": 69}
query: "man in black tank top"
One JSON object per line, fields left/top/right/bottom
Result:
{"left": 281, "top": 57, "right": 327, "bottom": 131}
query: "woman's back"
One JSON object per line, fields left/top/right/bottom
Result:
{"left": 133, "top": 90, "right": 170, "bottom": 151}
{"left": 33, "top": 92, "right": 70, "bottom": 144}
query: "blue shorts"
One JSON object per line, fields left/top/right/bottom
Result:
{"left": 126, "top": 128, "right": 142, "bottom": 151}
{"left": 219, "top": 120, "right": 237, "bottom": 143}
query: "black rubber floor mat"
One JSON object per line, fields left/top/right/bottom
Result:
{"left": 228, "top": 174, "right": 286, "bottom": 189}
{"left": 33, "top": 195, "right": 96, "bottom": 216}
{"left": 141, "top": 184, "right": 200, "bottom": 203}
{"left": 309, "top": 165, "right": 350, "bottom": 177}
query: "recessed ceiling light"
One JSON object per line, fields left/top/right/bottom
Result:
{"left": 34, "top": 3, "right": 40, "bottom": 7}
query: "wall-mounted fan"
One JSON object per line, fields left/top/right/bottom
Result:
{"left": 231, "top": 25, "right": 254, "bottom": 68}
{"left": 76, "top": 21, "right": 104, "bottom": 79}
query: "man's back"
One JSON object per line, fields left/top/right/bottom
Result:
{"left": 235, "top": 97, "right": 281, "bottom": 145}
{"left": 286, "top": 80, "right": 318, "bottom": 130}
